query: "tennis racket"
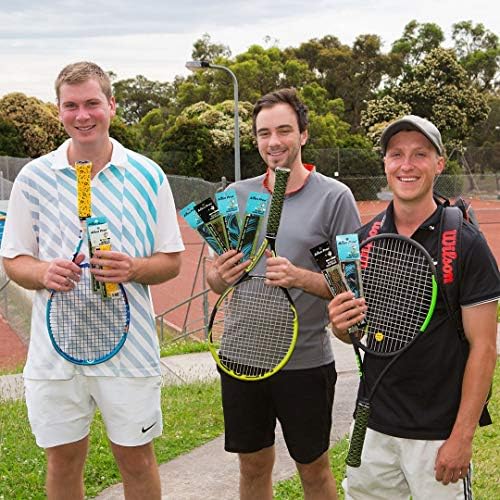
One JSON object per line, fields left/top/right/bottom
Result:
{"left": 46, "top": 160, "right": 130, "bottom": 365}
{"left": 208, "top": 167, "right": 298, "bottom": 381}
{"left": 345, "top": 234, "right": 438, "bottom": 467}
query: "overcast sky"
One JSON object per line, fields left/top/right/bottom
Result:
{"left": 1, "top": 0, "right": 498, "bottom": 103}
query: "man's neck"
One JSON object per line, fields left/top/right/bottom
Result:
{"left": 393, "top": 196, "right": 437, "bottom": 237}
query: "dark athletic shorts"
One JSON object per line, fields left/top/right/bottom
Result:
{"left": 218, "top": 361, "right": 337, "bottom": 464}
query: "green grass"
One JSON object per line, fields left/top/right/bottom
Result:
{"left": 159, "top": 339, "right": 211, "bottom": 357}
{"left": 0, "top": 380, "right": 223, "bottom": 499}
{"left": 274, "top": 364, "right": 500, "bottom": 499}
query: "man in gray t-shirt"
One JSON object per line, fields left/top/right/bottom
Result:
{"left": 207, "top": 88, "right": 360, "bottom": 499}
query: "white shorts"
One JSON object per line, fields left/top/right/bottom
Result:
{"left": 344, "top": 428, "right": 472, "bottom": 500}
{"left": 24, "top": 375, "right": 162, "bottom": 449}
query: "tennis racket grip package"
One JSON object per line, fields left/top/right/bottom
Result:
{"left": 336, "top": 234, "right": 364, "bottom": 299}
{"left": 310, "top": 241, "right": 350, "bottom": 297}
{"left": 87, "top": 216, "right": 119, "bottom": 298}
{"left": 180, "top": 201, "right": 225, "bottom": 255}
{"left": 236, "top": 192, "right": 270, "bottom": 261}
{"left": 216, "top": 189, "right": 241, "bottom": 250}
{"left": 195, "top": 198, "right": 230, "bottom": 253}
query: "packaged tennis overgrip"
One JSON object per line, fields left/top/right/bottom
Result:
{"left": 87, "top": 216, "right": 120, "bottom": 298}
{"left": 194, "top": 197, "right": 230, "bottom": 253}
{"left": 180, "top": 201, "right": 225, "bottom": 255}
{"left": 310, "top": 241, "right": 350, "bottom": 297}
{"left": 236, "top": 192, "right": 270, "bottom": 261}
{"left": 215, "top": 189, "right": 241, "bottom": 251}
{"left": 336, "top": 234, "right": 364, "bottom": 299}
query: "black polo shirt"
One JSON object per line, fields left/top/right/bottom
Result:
{"left": 356, "top": 202, "right": 500, "bottom": 439}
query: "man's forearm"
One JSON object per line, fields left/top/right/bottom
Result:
{"left": 3, "top": 255, "right": 47, "bottom": 290}
{"left": 131, "top": 252, "right": 182, "bottom": 285}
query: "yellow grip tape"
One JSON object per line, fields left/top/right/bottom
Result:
{"left": 98, "top": 242, "right": 120, "bottom": 298}
{"left": 75, "top": 160, "right": 92, "bottom": 219}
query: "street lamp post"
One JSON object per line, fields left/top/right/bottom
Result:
{"left": 185, "top": 60, "right": 241, "bottom": 181}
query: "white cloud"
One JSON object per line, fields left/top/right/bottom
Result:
{"left": 0, "top": 0, "right": 497, "bottom": 102}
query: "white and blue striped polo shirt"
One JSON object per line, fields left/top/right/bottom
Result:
{"left": 1, "top": 138, "right": 184, "bottom": 379}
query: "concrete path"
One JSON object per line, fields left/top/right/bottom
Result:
{"left": 95, "top": 337, "right": 359, "bottom": 499}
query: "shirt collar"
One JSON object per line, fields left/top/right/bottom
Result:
{"left": 381, "top": 200, "right": 443, "bottom": 233}
{"left": 49, "top": 137, "right": 128, "bottom": 171}
{"left": 262, "top": 163, "right": 315, "bottom": 194}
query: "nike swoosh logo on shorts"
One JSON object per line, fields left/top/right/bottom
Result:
{"left": 141, "top": 422, "right": 157, "bottom": 433}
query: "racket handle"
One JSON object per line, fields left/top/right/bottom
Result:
{"left": 346, "top": 399, "right": 371, "bottom": 468}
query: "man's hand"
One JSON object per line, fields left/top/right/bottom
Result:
{"left": 327, "top": 291, "right": 366, "bottom": 343}
{"left": 43, "top": 253, "right": 85, "bottom": 291}
{"left": 207, "top": 249, "right": 251, "bottom": 294}
{"left": 434, "top": 435, "right": 472, "bottom": 485}
{"left": 90, "top": 249, "right": 135, "bottom": 283}
{"left": 264, "top": 250, "right": 301, "bottom": 288}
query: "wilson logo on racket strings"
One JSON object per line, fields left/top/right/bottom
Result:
{"left": 441, "top": 229, "right": 458, "bottom": 284}
{"left": 360, "top": 221, "right": 382, "bottom": 269}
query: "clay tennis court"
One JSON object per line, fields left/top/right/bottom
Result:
{"left": 1, "top": 199, "right": 499, "bottom": 370}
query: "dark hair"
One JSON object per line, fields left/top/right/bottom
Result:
{"left": 55, "top": 61, "right": 112, "bottom": 102}
{"left": 252, "top": 88, "right": 308, "bottom": 134}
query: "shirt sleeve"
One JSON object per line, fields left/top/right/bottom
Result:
{"left": 153, "top": 176, "right": 185, "bottom": 254}
{"left": 0, "top": 171, "right": 38, "bottom": 259}
{"left": 459, "top": 228, "right": 500, "bottom": 307}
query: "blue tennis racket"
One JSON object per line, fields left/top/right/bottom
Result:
{"left": 46, "top": 161, "right": 130, "bottom": 365}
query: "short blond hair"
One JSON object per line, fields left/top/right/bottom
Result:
{"left": 55, "top": 61, "right": 112, "bottom": 102}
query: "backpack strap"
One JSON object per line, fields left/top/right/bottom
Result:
{"left": 439, "top": 206, "right": 492, "bottom": 426}
{"left": 438, "top": 206, "right": 465, "bottom": 339}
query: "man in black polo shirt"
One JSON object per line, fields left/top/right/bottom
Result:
{"left": 328, "top": 115, "right": 499, "bottom": 499}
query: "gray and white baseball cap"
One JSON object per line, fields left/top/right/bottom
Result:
{"left": 380, "top": 115, "right": 444, "bottom": 156}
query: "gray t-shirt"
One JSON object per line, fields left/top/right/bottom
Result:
{"left": 230, "top": 170, "right": 360, "bottom": 369}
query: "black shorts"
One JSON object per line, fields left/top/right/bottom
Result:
{"left": 218, "top": 361, "right": 337, "bottom": 464}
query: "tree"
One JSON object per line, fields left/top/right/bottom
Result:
{"left": 390, "top": 20, "right": 444, "bottom": 70}
{"left": 362, "top": 49, "right": 489, "bottom": 151}
{"left": 112, "top": 75, "right": 173, "bottom": 124}
{"left": 159, "top": 100, "right": 255, "bottom": 181}
{"left": 452, "top": 21, "right": 500, "bottom": 91}
{"left": 0, "top": 117, "right": 27, "bottom": 157}
{"left": 191, "top": 33, "right": 231, "bottom": 61}
{"left": 0, "top": 92, "right": 66, "bottom": 157}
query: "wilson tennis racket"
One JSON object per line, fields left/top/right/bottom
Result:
{"left": 46, "top": 161, "right": 130, "bottom": 365}
{"left": 345, "top": 234, "right": 438, "bottom": 467}
{"left": 208, "top": 167, "right": 299, "bottom": 381}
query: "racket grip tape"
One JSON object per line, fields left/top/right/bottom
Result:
{"left": 75, "top": 160, "right": 92, "bottom": 219}
{"left": 267, "top": 167, "right": 290, "bottom": 237}
{"left": 345, "top": 399, "right": 371, "bottom": 468}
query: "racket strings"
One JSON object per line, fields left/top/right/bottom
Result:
{"left": 212, "top": 277, "right": 296, "bottom": 376}
{"left": 361, "top": 239, "right": 434, "bottom": 354}
{"left": 48, "top": 267, "right": 129, "bottom": 362}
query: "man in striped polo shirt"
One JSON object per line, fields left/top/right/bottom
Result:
{"left": 1, "top": 62, "right": 184, "bottom": 499}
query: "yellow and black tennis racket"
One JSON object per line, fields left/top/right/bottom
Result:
{"left": 345, "top": 234, "right": 438, "bottom": 467}
{"left": 208, "top": 167, "right": 298, "bottom": 381}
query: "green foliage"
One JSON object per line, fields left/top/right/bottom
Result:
{"left": 391, "top": 20, "right": 445, "bottom": 70}
{"left": 0, "top": 117, "right": 26, "bottom": 157}
{"left": 0, "top": 93, "right": 66, "bottom": 157}
{"left": 452, "top": 21, "right": 500, "bottom": 91}
{"left": 112, "top": 75, "right": 173, "bottom": 124}
{"left": 362, "top": 48, "right": 489, "bottom": 151}
{"left": 109, "top": 116, "right": 142, "bottom": 151}
{"left": 191, "top": 33, "right": 231, "bottom": 61}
